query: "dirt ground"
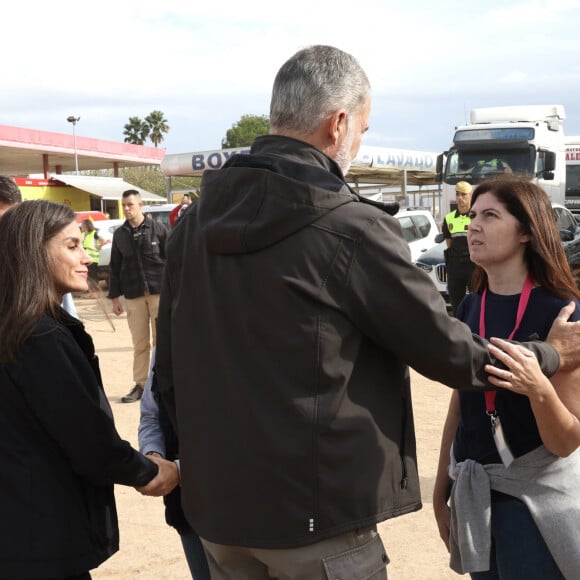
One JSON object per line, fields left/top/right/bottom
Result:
{"left": 75, "top": 296, "right": 461, "bottom": 580}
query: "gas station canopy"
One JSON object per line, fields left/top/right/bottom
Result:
{"left": 0, "top": 124, "right": 164, "bottom": 177}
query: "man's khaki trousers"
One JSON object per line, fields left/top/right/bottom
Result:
{"left": 125, "top": 293, "right": 160, "bottom": 386}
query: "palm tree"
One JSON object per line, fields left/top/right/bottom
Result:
{"left": 145, "top": 110, "right": 169, "bottom": 148}
{"left": 123, "top": 116, "right": 150, "bottom": 145}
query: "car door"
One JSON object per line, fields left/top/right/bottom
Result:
{"left": 553, "top": 206, "right": 580, "bottom": 268}
{"left": 397, "top": 216, "right": 422, "bottom": 261}
{"left": 397, "top": 212, "right": 438, "bottom": 262}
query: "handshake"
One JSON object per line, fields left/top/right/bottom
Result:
{"left": 136, "top": 452, "right": 180, "bottom": 497}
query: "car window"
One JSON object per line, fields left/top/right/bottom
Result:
{"left": 143, "top": 205, "right": 177, "bottom": 229}
{"left": 145, "top": 211, "right": 170, "bottom": 229}
{"left": 398, "top": 216, "right": 419, "bottom": 243}
{"left": 553, "top": 207, "right": 576, "bottom": 233}
{"left": 413, "top": 215, "right": 432, "bottom": 238}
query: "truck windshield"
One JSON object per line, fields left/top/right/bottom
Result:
{"left": 445, "top": 148, "right": 535, "bottom": 184}
{"left": 566, "top": 165, "right": 580, "bottom": 195}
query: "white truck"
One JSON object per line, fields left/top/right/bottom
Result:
{"left": 436, "top": 105, "right": 567, "bottom": 214}
{"left": 566, "top": 137, "right": 580, "bottom": 214}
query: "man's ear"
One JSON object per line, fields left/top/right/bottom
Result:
{"left": 327, "top": 109, "right": 348, "bottom": 147}
{"left": 316, "top": 109, "right": 348, "bottom": 160}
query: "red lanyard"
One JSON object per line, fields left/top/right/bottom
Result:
{"left": 479, "top": 275, "right": 534, "bottom": 413}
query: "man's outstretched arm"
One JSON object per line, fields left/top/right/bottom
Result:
{"left": 545, "top": 302, "right": 580, "bottom": 373}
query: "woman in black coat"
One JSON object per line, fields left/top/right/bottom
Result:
{"left": 0, "top": 200, "right": 178, "bottom": 580}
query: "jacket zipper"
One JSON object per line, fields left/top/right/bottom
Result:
{"left": 399, "top": 393, "right": 409, "bottom": 489}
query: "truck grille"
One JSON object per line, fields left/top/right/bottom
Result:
{"left": 436, "top": 264, "right": 447, "bottom": 284}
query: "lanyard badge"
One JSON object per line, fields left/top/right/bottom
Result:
{"left": 489, "top": 414, "right": 514, "bottom": 467}
{"left": 480, "top": 275, "right": 533, "bottom": 468}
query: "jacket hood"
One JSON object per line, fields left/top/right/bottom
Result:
{"left": 196, "top": 136, "right": 356, "bottom": 254}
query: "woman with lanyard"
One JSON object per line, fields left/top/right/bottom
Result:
{"left": 432, "top": 176, "right": 580, "bottom": 579}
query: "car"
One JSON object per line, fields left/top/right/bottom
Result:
{"left": 142, "top": 203, "right": 177, "bottom": 230}
{"left": 92, "top": 220, "right": 124, "bottom": 281}
{"left": 93, "top": 219, "right": 124, "bottom": 244}
{"left": 415, "top": 203, "right": 580, "bottom": 305}
{"left": 552, "top": 203, "right": 580, "bottom": 276}
{"left": 96, "top": 244, "right": 114, "bottom": 283}
{"left": 97, "top": 205, "right": 176, "bottom": 284}
{"left": 414, "top": 236, "right": 450, "bottom": 308}
{"left": 394, "top": 207, "right": 440, "bottom": 262}
{"left": 75, "top": 210, "right": 108, "bottom": 223}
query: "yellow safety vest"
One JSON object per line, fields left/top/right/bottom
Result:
{"left": 445, "top": 210, "right": 470, "bottom": 238}
{"left": 82, "top": 230, "right": 99, "bottom": 264}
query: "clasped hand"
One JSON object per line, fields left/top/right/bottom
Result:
{"left": 136, "top": 454, "right": 180, "bottom": 496}
{"left": 485, "top": 337, "right": 551, "bottom": 401}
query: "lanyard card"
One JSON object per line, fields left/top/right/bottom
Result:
{"left": 490, "top": 415, "right": 514, "bottom": 468}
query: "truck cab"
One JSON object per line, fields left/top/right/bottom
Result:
{"left": 436, "top": 105, "right": 566, "bottom": 214}
{"left": 566, "top": 137, "right": 580, "bottom": 214}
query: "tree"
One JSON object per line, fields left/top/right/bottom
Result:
{"left": 123, "top": 116, "right": 150, "bottom": 145}
{"left": 221, "top": 115, "right": 269, "bottom": 149}
{"left": 145, "top": 110, "right": 170, "bottom": 148}
{"left": 119, "top": 166, "right": 166, "bottom": 196}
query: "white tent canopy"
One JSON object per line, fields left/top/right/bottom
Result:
{"left": 49, "top": 174, "right": 165, "bottom": 202}
{"left": 160, "top": 145, "right": 439, "bottom": 189}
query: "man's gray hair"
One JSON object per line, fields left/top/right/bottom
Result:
{"left": 270, "top": 45, "right": 370, "bottom": 135}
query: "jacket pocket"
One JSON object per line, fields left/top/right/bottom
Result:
{"left": 322, "top": 533, "right": 389, "bottom": 579}
{"left": 143, "top": 239, "right": 161, "bottom": 257}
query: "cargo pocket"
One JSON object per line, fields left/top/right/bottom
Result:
{"left": 322, "top": 533, "right": 389, "bottom": 579}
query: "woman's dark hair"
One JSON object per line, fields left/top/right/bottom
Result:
{"left": 470, "top": 176, "right": 579, "bottom": 300}
{"left": 0, "top": 200, "right": 76, "bottom": 363}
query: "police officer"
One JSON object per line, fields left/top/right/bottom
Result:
{"left": 442, "top": 181, "right": 475, "bottom": 315}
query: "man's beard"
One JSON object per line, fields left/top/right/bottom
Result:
{"left": 334, "top": 118, "right": 355, "bottom": 176}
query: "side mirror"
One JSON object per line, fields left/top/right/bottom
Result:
{"left": 435, "top": 232, "right": 445, "bottom": 244}
{"left": 544, "top": 151, "right": 556, "bottom": 172}
{"left": 435, "top": 153, "right": 444, "bottom": 183}
{"left": 537, "top": 150, "right": 556, "bottom": 180}
{"left": 560, "top": 229, "right": 574, "bottom": 242}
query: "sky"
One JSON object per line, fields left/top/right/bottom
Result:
{"left": 2, "top": 0, "right": 580, "bottom": 157}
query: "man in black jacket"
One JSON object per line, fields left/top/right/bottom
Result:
{"left": 108, "top": 189, "right": 167, "bottom": 403}
{"left": 155, "top": 46, "right": 580, "bottom": 579}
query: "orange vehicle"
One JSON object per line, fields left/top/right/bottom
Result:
{"left": 75, "top": 210, "right": 108, "bottom": 223}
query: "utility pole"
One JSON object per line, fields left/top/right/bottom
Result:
{"left": 66, "top": 115, "right": 81, "bottom": 174}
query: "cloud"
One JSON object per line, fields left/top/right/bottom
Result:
{"left": 3, "top": 0, "right": 580, "bottom": 154}
{"left": 498, "top": 71, "right": 528, "bottom": 84}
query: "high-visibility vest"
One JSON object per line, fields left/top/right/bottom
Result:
{"left": 444, "top": 210, "right": 470, "bottom": 239}
{"left": 445, "top": 210, "right": 472, "bottom": 259}
{"left": 82, "top": 230, "right": 99, "bottom": 264}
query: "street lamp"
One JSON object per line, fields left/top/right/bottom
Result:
{"left": 66, "top": 115, "right": 80, "bottom": 174}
